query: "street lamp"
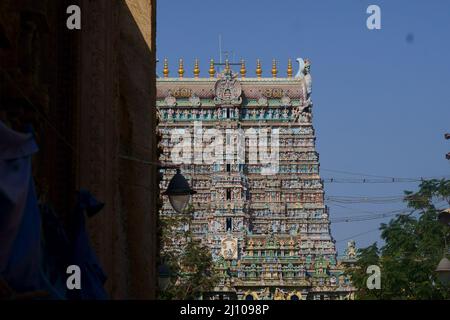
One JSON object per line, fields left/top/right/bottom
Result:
{"left": 445, "top": 133, "right": 449, "bottom": 160}
{"left": 435, "top": 257, "right": 450, "bottom": 286}
{"left": 436, "top": 208, "right": 450, "bottom": 286}
{"left": 158, "top": 263, "right": 171, "bottom": 291}
{"left": 438, "top": 208, "right": 450, "bottom": 226}
{"left": 163, "top": 169, "right": 196, "bottom": 214}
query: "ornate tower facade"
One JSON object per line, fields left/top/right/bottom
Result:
{"left": 157, "top": 58, "right": 354, "bottom": 300}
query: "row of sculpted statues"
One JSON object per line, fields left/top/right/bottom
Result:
{"left": 157, "top": 106, "right": 312, "bottom": 123}
{"left": 279, "top": 137, "right": 315, "bottom": 147}
{"left": 280, "top": 151, "right": 318, "bottom": 161}
{"left": 281, "top": 179, "right": 322, "bottom": 188}
{"left": 246, "top": 164, "right": 318, "bottom": 174}
{"left": 242, "top": 288, "right": 303, "bottom": 300}
{"left": 277, "top": 126, "right": 313, "bottom": 135}
{"left": 157, "top": 132, "right": 316, "bottom": 155}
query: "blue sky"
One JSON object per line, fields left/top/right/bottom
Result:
{"left": 156, "top": 0, "right": 450, "bottom": 254}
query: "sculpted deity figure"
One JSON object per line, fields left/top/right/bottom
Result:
{"left": 167, "top": 108, "right": 174, "bottom": 119}
{"left": 305, "top": 111, "right": 312, "bottom": 123}
{"left": 274, "top": 288, "right": 285, "bottom": 300}
{"left": 273, "top": 109, "right": 280, "bottom": 119}
{"left": 189, "top": 94, "right": 201, "bottom": 107}
{"left": 281, "top": 94, "right": 291, "bottom": 107}
{"left": 303, "top": 59, "right": 312, "bottom": 96}
{"left": 214, "top": 69, "right": 242, "bottom": 105}
{"left": 215, "top": 108, "right": 221, "bottom": 119}
{"left": 272, "top": 222, "right": 278, "bottom": 233}
{"left": 164, "top": 92, "right": 177, "bottom": 107}
{"left": 291, "top": 106, "right": 302, "bottom": 122}
{"left": 346, "top": 240, "right": 357, "bottom": 259}
{"left": 295, "top": 57, "right": 305, "bottom": 78}
{"left": 260, "top": 287, "right": 270, "bottom": 300}
{"left": 224, "top": 88, "right": 231, "bottom": 100}
{"left": 208, "top": 217, "right": 215, "bottom": 232}
{"left": 259, "top": 109, "right": 265, "bottom": 119}
{"left": 156, "top": 109, "right": 163, "bottom": 121}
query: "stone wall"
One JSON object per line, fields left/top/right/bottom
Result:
{"left": 0, "top": 0, "right": 158, "bottom": 299}
{"left": 78, "top": 0, "right": 158, "bottom": 299}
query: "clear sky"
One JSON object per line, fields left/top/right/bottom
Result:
{"left": 156, "top": 0, "right": 450, "bottom": 254}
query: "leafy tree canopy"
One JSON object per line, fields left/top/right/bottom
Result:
{"left": 347, "top": 179, "right": 450, "bottom": 299}
{"left": 158, "top": 213, "right": 219, "bottom": 300}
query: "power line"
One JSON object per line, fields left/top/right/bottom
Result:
{"left": 335, "top": 227, "right": 381, "bottom": 243}
{"left": 330, "top": 203, "right": 404, "bottom": 215}
{"left": 330, "top": 210, "right": 409, "bottom": 223}
{"left": 322, "top": 176, "right": 450, "bottom": 184}
{"left": 321, "top": 168, "right": 395, "bottom": 179}
{"left": 325, "top": 195, "right": 449, "bottom": 205}
{"left": 321, "top": 167, "right": 449, "bottom": 183}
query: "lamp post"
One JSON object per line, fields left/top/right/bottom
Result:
{"left": 438, "top": 208, "right": 450, "bottom": 227}
{"left": 436, "top": 208, "right": 450, "bottom": 286}
{"left": 158, "top": 166, "right": 196, "bottom": 297}
{"left": 158, "top": 263, "right": 171, "bottom": 292}
{"left": 445, "top": 133, "right": 449, "bottom": 160}
{"left": 435, "top": 257, "right": 450, "bottom": 286}
{"left": 163, "top": 168, "right": 197, "bottom": 214}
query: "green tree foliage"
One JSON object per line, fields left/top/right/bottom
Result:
{"left": 158, "top": 212, "right": 219, "bottom": 300}
{"left": 346, "top": 243, "right": 381, "bottom": 299}
{"left": 347, "top": 179, "right": 450, "bottom": 299}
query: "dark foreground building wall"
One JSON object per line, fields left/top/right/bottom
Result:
{"left": 0, "top": 0, "right": 158, "bottom": 299}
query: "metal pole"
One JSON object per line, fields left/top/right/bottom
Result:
{"left": 219, "top": 34, "right": 222, "bottom": 64}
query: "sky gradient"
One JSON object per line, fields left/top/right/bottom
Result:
{"left": 156, "top": 0, "right": 450, "bottom": 254}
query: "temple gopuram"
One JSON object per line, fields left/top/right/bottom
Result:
{"left": 156, "top": 57, "right": 356, "bottom": 300}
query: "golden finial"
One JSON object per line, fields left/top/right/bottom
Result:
{"left": 272, "top": 59, "right": 278, "bottom": 78}
{"left": 193, "top": 58, "right": 200, "bottom": 78}
{"left": 225, "top": 59, "right": 230, "bottom": 73}
{"left": 178, "top": 58, "right": 184, "bottom": 78}
{"left": 240, "top": 59, "right": 246, "bottom": 78}
{"left": 209, "top": 59, "right": 216, "bottom": 78}
{"left": 163, "top": 58, "right": 169, "bottom": 78}
{"left": 287, "top": 58, "right": 293, "bottom": 78}
{"left": 256, "top": 59, "right": 262, "bottom": 78}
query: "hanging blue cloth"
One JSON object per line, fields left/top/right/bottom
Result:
{"left": 66, "top": 189, "right": 108, "bottom": 300}
{"left": 0, "top": 121, "right": 41, "bottom": 292}
{"left": 0, "top": 121, "right": 108, "bottom": 299}
{"left": 39, "top": 203, "right": 71, "bottom": 299}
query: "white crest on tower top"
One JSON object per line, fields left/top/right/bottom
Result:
{"left": 295, "top": 58, "right": 305, "bottom": 78}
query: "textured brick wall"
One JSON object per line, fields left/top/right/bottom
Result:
{"left": 1, "top": 0, "right": 157, "bottom": 300}
{"left": 78, "top": 0, "right": 157, "bottom": 299}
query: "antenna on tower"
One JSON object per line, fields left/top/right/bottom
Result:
{"left": 216, "top": 34, "right": 240, "bottom": 72}
{"left": 219, "top": 34, "right": 222, "bottom": 64}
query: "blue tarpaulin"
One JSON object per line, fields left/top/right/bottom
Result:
{"left": 67, "top": 189, "right": 108, "bottom": 300}
{"left": 0, "top": 121, "right": 108, "bottom": 299}
{"left": 0, "top": 121, "right": 41, "bottom": 292}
